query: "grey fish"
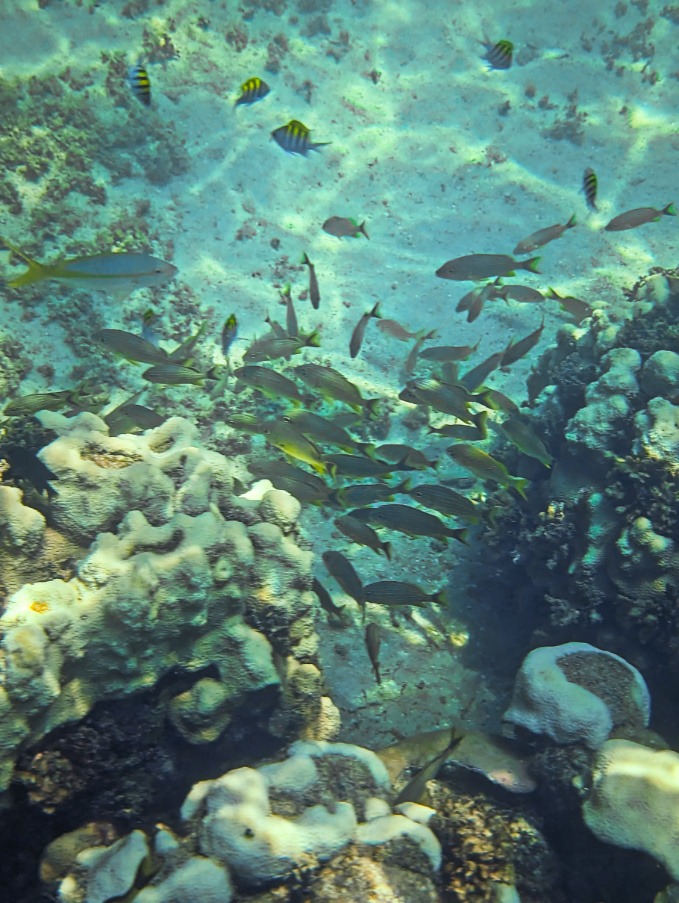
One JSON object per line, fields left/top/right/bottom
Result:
{"left": 513, "top": 215, "right": 576, "bottom": 255}
{"left": 407, "top": 484, "right": 480, "bottom": 522}
{"left": 283, "top": 409, "right": 366, "bottom": 452}
{"left": 335, "top": 514, "right": 392, "bottom": 559}
{"left": 459, "top": 351, "right": 505, "bottom": 392}
{"left": 234, "top": 365, "right": 306, "bottom": 405}
{"left": 500, "top": 417, "right": 553, "bottom": 468}
{"left": 501, "top": 319, "right": 545, "bottom": 367}
{"left": 350, "top": 302, "right": 381, "bottom": 359}
{"left": 168, "top": 320, "right": 209, "bottom": 363}
{"left": 350, "top": 504, "right": 468, "bottom": 544}
{"left": 547, "top": 288, "right": 593, "bottom": 322}
{"left": 428, "top": 412, "right": 489, "bottom": 442}
{"left": 312, "top": 576, "right": 348, "bottom": 625}
{"left": 332, "top": 478, "right": 412, "bottom": 508}
{"left": 363, "top": 580, "right": 447, "bottom": 608}
{"left": 419, "top": 343, "right": 478, "bottom": 362}
{"left": 93, "top": 328, "right": 170, "bottom": 365}
{"left": 243, "top": 331, "right": 319, "bottom": 364}
{"left": 4, "top": 389, "right": 79, "bottom": 416}
{"left": 281, "top": 285, "right": 298, "bottom": 337}
{"left": 436, "top": 254, "right": 540, "bottom": 281}
{"left": 604, "top": 203, "right": 676, "bottom": 232}
{"left": 301, "top": 253, "right": 320, "bottom": 309}
{"left": 496, "top": 284, "right": 545, "bottom": 304}
{"left": 322, "top": 216, "right": 369, "bottom": 239}
{"left": 377, "top": 319, "right": 420, "bottom": 342}
{"left": 322, "top": 550, "right": 365, "bottom": 612}
{"left": 399, "top": 379, "right": 475, "bottom": 423}
{"left": 365, "top": 623, "right": 382, "bottom": 684}
{"left": 373, "top": 444, "right": 437, "bottom": 471}
{"left": 105, "top": 402, "right": 164, "bottom": 436}
{"left": 325, "top": 453, "right": 396, "bottom": 478}
{"left": 394, "top": 726, "right": 463, "bottom": 805}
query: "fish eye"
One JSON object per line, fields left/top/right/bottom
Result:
{"left": 155, "top": 267, "right": 163, "bottom": 273}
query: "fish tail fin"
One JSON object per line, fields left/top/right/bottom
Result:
{"left": 370, "top": 301, "right": 382, "bottom": 318}
{"left": 525, "top": 256, "right": 541, "bottom": 273}
{"left": 358, "top": 221, "right": 370, "bottom": 240}
{"left": 663, "top": 203, "right": 677, "bottom": 217}
{"left": 383, "top": 541, "right": 393, "bottom": 561}
{"left": 1, "top": 238, "right": 47, "bottom": 288}
{"left": 360, "top": 442, "right": 377, "bottom": 458}
{"left": 566, "top": 213, "right": 577, "bottom": 228}
{"left": 309, "top": 460, "right": 328, "bottom": 476}
{"left": 546, "top": 287, "right": 559, "bottom": 300}
{"left": 397, "top": 476, "right": 413, "bottom": 493}
{"left": 453, "top": 528, "right": 469, "bottom": 545}
{"left": 311, "top": 141, "right": 332, "bottom": 152}
{"left": 512, "top": 477, "right": 530, "bottom": 500}
{"left": 432, "top": 588, "right": 448, "bottom": 606}
{"left": 474, "top": 409, "right": 489, "bottom": 439}
{"left": 305, "top": 330, "right": 321, "bottom": 348}
{"left": 363, "top": 398, "right": 382, "bottom": 419}
{"left": 301, "top": 252, "right": 311, "bottom": 266}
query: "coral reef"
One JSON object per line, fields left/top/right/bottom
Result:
{"left": 0, "top": 412, "right": 335, "bottom": 802}
{"left": 583, "top": 739, "right": 679, "bottom": 881}
{"left": 502, "top": 642, "right": 650, "bottom": 749}
{"left": 43, "top": 741, "right": 442, "bottom": 903}
{"left": 485, "top": 274, "right": 679, "bottom": 700}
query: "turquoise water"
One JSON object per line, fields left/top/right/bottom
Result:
{"left": 1, "top": 1, "right": 679, "bottom": 901}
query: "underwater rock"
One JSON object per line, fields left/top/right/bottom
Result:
{"left": 502, "top": 642, "right": 650, "bottom": 749}
{"left": 0, "top": 414, "right": 329, "bottom": 800}
{"left": 640, "top": 350, "right": 679, "bottom": 403}
{"left": 583, "top": 739, "right": 679, "bottom": 880}
{"left": 48, "top": 741, "right": 441, "bottom": 900}
{"left": 59, "top": 829, "right": 150, "bottom": 903}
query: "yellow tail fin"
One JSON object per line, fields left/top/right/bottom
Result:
{"left": 0, "top": 237, "right": 47, "bottom": 288}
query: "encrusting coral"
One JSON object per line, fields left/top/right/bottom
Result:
{"left": 0, "top": 412, "right": 336, "bottom": 801}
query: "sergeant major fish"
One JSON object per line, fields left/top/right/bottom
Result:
{"left": 582, "top": 168, "right": 598, "bottom": 211}
{"left": 235, "top": 77, "right": 270, "bottom": 106}
{"left": 128, "top": 63, "right": 151, "bottom": 106}
{"left": 272, "top": 120, "right": 330, "bottom": 155}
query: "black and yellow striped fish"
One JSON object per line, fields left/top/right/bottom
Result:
{"left": 128, "top": 64, "right": 151, "bottom": 106}
{"left": 583, "top": 167, "right": 598, "bottom": 211}
{"left": 235, "top": 77, "right": 270, "bottom": 106}
{"left": 271, "top": 119, "right": 330, "bottom": 156}
{"left": 483, "top": 39, "right": 513, "bottom": 70}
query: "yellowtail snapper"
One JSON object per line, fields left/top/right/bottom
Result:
{"left": 128, "top": 63, "right": 151, "bottom": 106}
{"left": 1, "top": 237, "right": 176, "bottom": 291}
{"left": 583, "top": 168, "right": 598, "bottom": 211}
{"left": 272, "top": 119, "right": 330, "bottom": 156}
{"left": 235, "top": 77, "right": 270, "bottom": 106}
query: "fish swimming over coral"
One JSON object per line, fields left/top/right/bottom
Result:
{"left": 301, "top": 253, "right": 321, "bottom": 309}
{"left": 235, "top": 77, "right": 270, "bottom": 106}
{"left": 271, "top": 120, "right": 329, "bottom": 155}
{"left": 582, "top": 168, "right": 598, "bottom": 211}
{"left": 93, "top": 329, "right": 170, "bottom": 365}
{"left": 128, "top": 63, "right": 151, "bottom": 106}
{"left": 1, "top": 238, "right": 177, "bottom": 291}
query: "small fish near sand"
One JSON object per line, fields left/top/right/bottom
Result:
{"left": 500, "top": 318, "right": 545, "bottom": 368}
{"left": 604, "top": 204, "right": 676, "bottom": 232}
{"left": 93, "top": 328, "right": 170, "bottom": 365}
{"left": 513, "top": 215, "right": 576, "bottom": 255}
{"left": 322, "top": 217, "right": 370, "bottom": 239}
{"left": 235, "top": 77, "right": 270, "bottom": 106}
{"left": 482, "top": 39, "right": 514, "bottom": 70}
{"left": 582, "top": 168, "right": 598, "bottom": 211}
{"left": 312, "top": 576, "right": 348, "bottom": 625}
{"left": 436, "top": 254, "right": 540, "bottom": 282}
{"left": 547, "top": 288, "right": 593, "bottom": 323}
{"left": 272, "top": 120, "right": 330, "bottom": 156}
{"left": 1, "top": 238, "right": 177, "bottom": 292}
{"left": 350, "top": 504, "right": 468, "bottom": 544}
{"left": 362, "top": 580, "right": 447, "bottom": 608}
{"left": 322, "top": 550, "right": 365, "bottom": 615}
{"left": 301, "top": 253, "right": 321, "bottom": 309}
{"left": 142, "top": 364, "right": 212, "bottom": 386}
{"left": 128, "top": 63, "right": 151, "bottom": 106}
{"left": 350, "top": 302, "right": 382, "bottom": 358}
{"left": 336, "top": 514, "right": 392, "bottom": 559}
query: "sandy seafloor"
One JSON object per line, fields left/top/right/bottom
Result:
{"left": 0, "top": 0, "right": 678, "bottom": 753}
